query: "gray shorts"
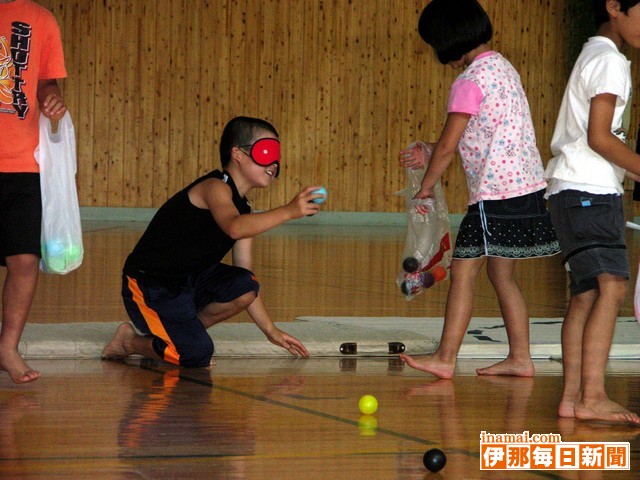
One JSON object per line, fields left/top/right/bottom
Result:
{"left": 548, "top": 190, "right": 629, "bottom": 296}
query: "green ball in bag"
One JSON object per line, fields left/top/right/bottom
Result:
{"left": 47, "top": 255, "right": 66, "bottom": 272}
{"left": 66, "top": 244, "right": 82, "bottom": 261}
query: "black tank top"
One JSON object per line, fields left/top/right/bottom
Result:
{"left": 123, "top": 170, "right": 251, "bottom": 282}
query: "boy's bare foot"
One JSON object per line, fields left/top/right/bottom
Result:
{"left": 101, "top": 323, "right": 136, "bottom": 360}
{"left": 0, "top": 346, "right": 41, "bottom": 384}
{"left": 476, "top": 358, "right": 535, "bottom": 377}
{"left": 399, "top": 353, "right": 455, "bottom": 379}
{"left": 575, "top": 397, "right": 640, "bottom": 424}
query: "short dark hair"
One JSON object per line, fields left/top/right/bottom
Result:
{"left": 219, "top": 116, "right": 279, "bottom": 168}
{"left": 418, "top": 0, "right": 493, "bottom": 65}
{"left": 594, "top": 0, "right": 640, "bottom": 26}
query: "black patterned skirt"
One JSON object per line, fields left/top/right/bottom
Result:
{"left": 453, "top": 190, "right": 561, "bottom": 259}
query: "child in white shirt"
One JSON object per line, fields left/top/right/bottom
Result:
{"left": 545, "top": 0, "right": 640, "bottom": 424}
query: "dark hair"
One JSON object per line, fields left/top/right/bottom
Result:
{"left": 418, "top": 0, "right": 493, "bottom": 64}
{"left": 594, "top": 0, "right": 640, "bottom": 27}
{"left": 219, "top": 116, "right": 279, "bottom": 168}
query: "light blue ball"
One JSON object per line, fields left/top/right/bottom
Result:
{"left": 47, "top": 240, "right": 65, "bottom": 257}
{"left": 312, "top": 187, "right": 327, "bottom": 204}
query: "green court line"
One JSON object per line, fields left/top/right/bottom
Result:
{"left": 79, "top": 206, "right": 465, "bottom": 227}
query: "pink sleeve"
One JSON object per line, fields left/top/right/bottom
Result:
{"left": 447, "top": 79, "right": 483, "bottom": 116}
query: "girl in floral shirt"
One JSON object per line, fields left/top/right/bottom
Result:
{"left": 399, "top": 0, "right": 559, "bottom": 379}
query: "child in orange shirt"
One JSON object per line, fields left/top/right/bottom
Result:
{"left": 0, "top": 0, "right": 67, "bottom": 383}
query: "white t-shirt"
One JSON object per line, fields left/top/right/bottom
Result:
{"left": 545, "top": 36, "right": 632, "bottom": 195}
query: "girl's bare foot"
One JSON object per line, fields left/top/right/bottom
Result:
{"left": 0, "top": 346, "right": 41, "bottom": 384}
{"left": 476, "top": 357, "right": 534, "bottom": 377}
{"left": 101, "top": 323, "right": 137, "bottom": 360}
{"left": 399, "top": 353, "right": 455, "bottom": 379}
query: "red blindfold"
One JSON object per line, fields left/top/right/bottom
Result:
{"left": 239, "top": 138, "right": 281, "bottom": 177}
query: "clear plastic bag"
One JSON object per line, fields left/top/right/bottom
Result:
{"left": 396, "top": 142, "right": 452, "bottom": 300}
{"left": 35, "top": 112, "right": 84, "bottom": 274}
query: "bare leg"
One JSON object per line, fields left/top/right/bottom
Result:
{"left": 0, "top": 254, "right": 41, "bottom": 384}
{"left": 558, "top": 289, "right": 596, "bottom": 418}
{"left": 400, "top": 257, "right": 485, "bottom": 379}
{"left": 197, "top": 291, "right": 256, "bottom": 328}
{"left": 574, "top": 274, "right": 640, "bottom": 423}
{"left": 476, "top": 257, "right": 534, "bottom": 377}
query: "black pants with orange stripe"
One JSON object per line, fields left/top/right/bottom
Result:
{"left": 122, "top": 263, "right": 260, "bottom": 367}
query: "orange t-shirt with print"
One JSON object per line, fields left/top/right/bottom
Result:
{"left": 0, "top": 0, "right": 66, "bottom": 173}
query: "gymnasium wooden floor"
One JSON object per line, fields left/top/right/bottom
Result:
{"left": 1, "top": 218, "right": 639, "bottom": 479}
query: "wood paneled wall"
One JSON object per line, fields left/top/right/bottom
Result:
{"left": 36, "top": 0, "right": 640, "bottom": 213}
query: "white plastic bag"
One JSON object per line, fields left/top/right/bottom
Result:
{"left": 35, "top": 112, "right": 83, "bottom": 274}
{"left": 396, "top": 142, "right": 452, "bottom": 300}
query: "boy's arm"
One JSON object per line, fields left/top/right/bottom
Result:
{"left": 37, "top": 79, "right": 67, "bottom": 121}
{"left": 231, "top": 237, "right": 254, "bottom": 270}
{"left": 246, "top": 294, "right": 309, "bottom": 357}
{"left": 588, "top": 93, "right": 640, "bottom": 176}
{"left": 191, "top": 179, "right": 322, "bottom": 240}
{"left": 626, "top": 171, "right": 640, "bottom": 182}
{"left": 232, "top": 239, "right": 309, "bottom": 357}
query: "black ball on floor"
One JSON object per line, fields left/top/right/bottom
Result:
{"left": 402, "top": 256, "right": 420, "bottom": 273}
{"left": 423, "top": 448, "right": 446, "bottom": 472}
{"left": 400, "top": 281, "right": 409, "bottom": 295}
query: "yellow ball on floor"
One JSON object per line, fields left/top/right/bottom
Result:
{"left": 358, "top": 394, "right": 378, "bottom": 415}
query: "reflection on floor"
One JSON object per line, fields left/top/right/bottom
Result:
{"left": 17, "top": 220, "right": 640, "bottom": 325}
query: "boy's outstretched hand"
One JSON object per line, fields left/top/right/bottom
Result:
{"left": 266, "top": 327, "right": 309, "bottom": 357}
{"left": 286, "top": 186, "right": 324, "bottom": 218}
